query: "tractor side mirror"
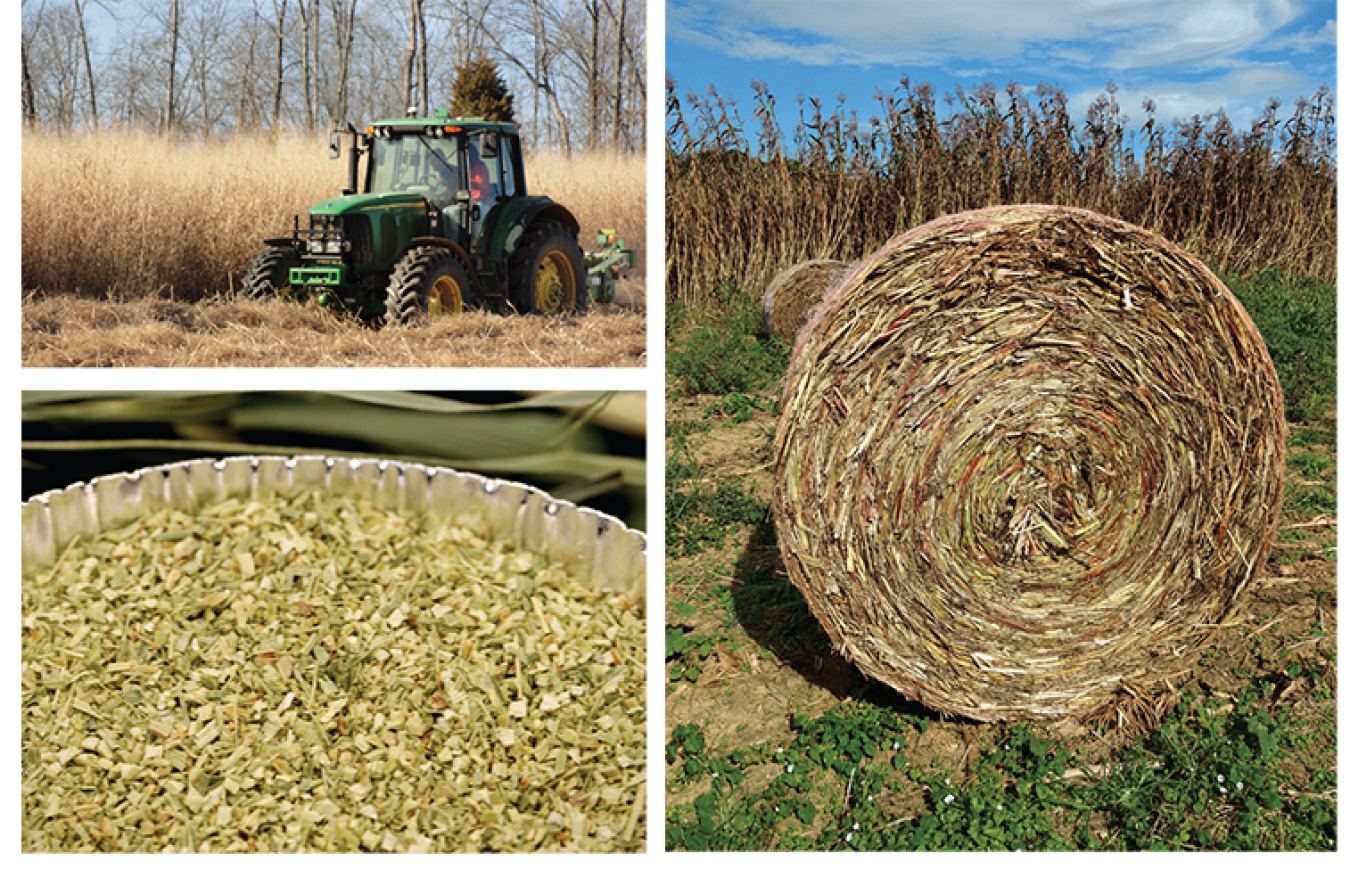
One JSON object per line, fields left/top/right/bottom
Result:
{"left": 328, "top": 131, "right": 341, "bottom": 160}
{"left": 481, "top": 133, "right": 499, "bottom": 160}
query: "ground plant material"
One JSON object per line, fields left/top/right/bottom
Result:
{"left": 22, "top": 490, "right": 645, "bottom": 852}
{"left": 761, "top": 260, "right": 852, "bottom": 341}
{"left": 773, "top": 204, "right": 1287, "bottom": 722}
{"left": 21, "top": 295, "right": 646, "bottom": 368}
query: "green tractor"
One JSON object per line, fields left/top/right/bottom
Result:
{"left": 241, "top": 110, "right": 635, "bottom": 323}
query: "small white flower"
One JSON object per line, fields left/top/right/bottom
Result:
{"left": 777, "top": 748, "right": 784, "bottom": 755}
{"left": 853, "top": 822, "right": 860, "bottom": 831}
{"left": 891, "top": 741, "right": 900, "bottom": 750}
{"left": 845, "top": 833, "right": 853, "bottom": 842}
{"left": 944, "top": 794, "right": 955, "bottom": 805}
{"left": 786, "top": 764, "right": 794, "bottom": 773}
{"left": 1236, "top": 782, "right": 1244, "bottom": 791}
{"left": 997, "top": 804, "right": 1004, "bottom": 811}
{"left": 1217, "top": 774, "right": 1225, "bottom": 783}
{"left": 712, "top": 772, "right": 719, "bottom": 779}
{"left": 1219, "top": 786, "right": 1228, "bottom": 795}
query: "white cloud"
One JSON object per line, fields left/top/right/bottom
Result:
{"left": 1073, "top": 63, "right": 1310, "bottom": 128}
{"left": 670, "top": 0, "right": 1312, "bottom": 72}
{"left": 1269, "top": 17, "right": 1337, "bottom": 52}
{"left": 1100, "top": 0, "right": 1302, "bottom": 69}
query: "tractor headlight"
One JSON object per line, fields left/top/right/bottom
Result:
{"left": 309, "top": 239, "right": 325, "bottom": 254}
{"left": 325, "top": 239, "right": 342, "bottom": 254}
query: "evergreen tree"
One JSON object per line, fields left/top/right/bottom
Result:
{"left": 450, "top": 58, "right": 516, "bottom": 124}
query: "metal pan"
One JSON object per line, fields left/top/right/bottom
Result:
{"left": 22, "top": 454, "right": 646, "bottom": 607}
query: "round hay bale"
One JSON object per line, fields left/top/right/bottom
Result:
{"left": 773, "top": 204, "right": 1286, "bottom": 722}
{"left": 761, "top": 259, "right": 853, "bottom": 340}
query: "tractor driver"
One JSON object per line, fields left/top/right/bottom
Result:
{"left": 425, "top": 150, "right": 460, "bottom": 212}
{"left": 423, "top": 140, "right": 496, "bottom": 217}
{"left": 468, "top": 141, "right": 497, "bottom": 214}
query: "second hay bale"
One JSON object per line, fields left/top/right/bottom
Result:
{"left": 772, "top": 205, "right": 1286, "bottom": 722}
{"left": 761, "top": 259, "right": 852, "bottom": 340}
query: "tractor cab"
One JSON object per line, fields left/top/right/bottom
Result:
{"left": 361, "top": 113, "right": 524, "bottom": 250}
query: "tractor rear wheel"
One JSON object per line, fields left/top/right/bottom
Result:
{"left": 384, "top": 246, "right": 476, "bottom": 326}
{"left": 507, "top": 222, "right": 588, "bottom": 316}
{"left": 240, "top": 246, "right": 300, "bottom": 300}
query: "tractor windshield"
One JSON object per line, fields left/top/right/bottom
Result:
{"left": 369, "top": 135, "right": 462, "bottom": 210}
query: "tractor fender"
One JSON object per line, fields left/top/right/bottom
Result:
{"left": 405, "top": 237, "right": 483, "bottom": 294}
{"left": 523, "top": 202, "right": 581, "bottom": 238}
{"left": 497, "top": 200, "right": 581, "bottom": 260}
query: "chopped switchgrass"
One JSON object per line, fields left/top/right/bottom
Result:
{"left": 22, "top": 490, "right": 645, "bottom": 852}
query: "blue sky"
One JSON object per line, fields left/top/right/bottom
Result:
{"left": 666, "top": 0, "right": 1336, "bottom": 143}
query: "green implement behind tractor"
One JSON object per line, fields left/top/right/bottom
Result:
{"left": 241, "top": 110, "right": 636, "bottom": 323}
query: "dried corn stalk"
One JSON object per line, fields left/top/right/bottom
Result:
{"left": 22, "top": 460, "right": 645, "bottom": 852}
{"left": 774, "top": 205, "right": 1286, "bottom": 722}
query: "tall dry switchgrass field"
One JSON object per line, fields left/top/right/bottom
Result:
{"left": 22, "top": 131, "right": 645, "bottom": 301}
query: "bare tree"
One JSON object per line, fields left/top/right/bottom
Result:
{"left": 22, "top": 39, "right": 38, "bottom": 127}
{"left": 486, "top": 0, "right": 572, "bottom": 151}
{"left": 401, "top": 0, "right": 422, "bottom": 112}
{"left": 162, "top": 0, "right": 181, "bottom": 132}
{"left": 234, "top": 2, "right": 258, "bottom": 128}
{"left": 326, "top": 0, "right": 359, "bottom": 124}
{"left": 271, "top": 0, "right": 289, "bottom": 127}
{"left": 27, "top": 2, "right": 87, "bottom": 130}
{"left": 417, "top": 0, "right": 429, "bottom": 114}
{"left": 586, "top": 0, "right": 599, "bottom": 148}
{"left": 609, "top": 0, "right": 624, "bottom": 149}
{"left": 19, "top": 0, "right": 645, "bottom": 149}
{"left": 73, "top": 0, "right": 98, "bottom": 128}
{"left": 296, "top": 0, "right": 318, "bottom": 131}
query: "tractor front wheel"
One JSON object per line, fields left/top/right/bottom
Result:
{"left": 384, "top": 247, "right": 476, "bottom": 326}
{"left": 507, "top": 223, "right": 588, "bottom": 316}
{"left": 240, "top": 246, "right": 300, "bottom": 300}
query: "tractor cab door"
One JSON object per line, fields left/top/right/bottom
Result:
{"left": 496, "top": 134, "right": 523, "bottom": 197}
{"left": 467, "top": 137, "right": 498, "bottom": 218}
{"left": 465, "top": 131, "right": 522, "bottom": 246}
